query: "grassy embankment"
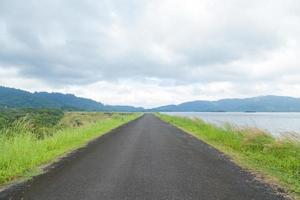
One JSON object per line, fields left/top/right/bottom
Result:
{"left": 0, "top": 109, "right": 141, "bottom": 185}
{"left": 157, "top": 113, "right": 300, "bottom": 199}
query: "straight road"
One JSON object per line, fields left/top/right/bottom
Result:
{"left": 1, "top": 114, "right": 286, "bottom": 200}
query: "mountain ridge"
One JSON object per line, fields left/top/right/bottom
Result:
{"left": 1, "top": 86, "right": 300, "bottom": 112}
{"left": 151, "top": 95, "right": 300, "bottom": 112}
{"left": 0, "top": 86, "right": 143, "bottom": 112}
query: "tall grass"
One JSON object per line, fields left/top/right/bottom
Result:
{"left": 0, "top": 113, "right": 140, "bottom": 185}
{"left": 157, "top": 114, "right": 300, "bottom": 198}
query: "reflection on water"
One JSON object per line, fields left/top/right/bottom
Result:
{"left": 164, "top": 112, "right": 300, "bottom": 137}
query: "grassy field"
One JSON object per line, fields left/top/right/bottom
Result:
{"left": 157, "top": 113, "right": 300, "bottom": 199}
{"left": 0, "top": 110, "right": 141, "bottom": 185}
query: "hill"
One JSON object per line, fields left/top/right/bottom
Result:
{"left": 151, "top": 96, "right": 300, "bottom": 112}
{"left": 0, "top": 86, "right": 143, "bottom": 112}
{"left": 2, "top": 86, "right": 300, "bottom": 112}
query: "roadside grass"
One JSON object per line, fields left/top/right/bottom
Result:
{"left": 157, "top": 113, "right": 300, "bottom": 199}
{"left": 0, "top": 112, "right": 141, "bottom": 185}
{"left": 58, "top": 112, "right": 111, "bottom": 128}
{"left": 0, "top": 108, "right": 64, "bottom": 137}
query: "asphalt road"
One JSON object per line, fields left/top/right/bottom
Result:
{"left": 1, "top": 114, "right": 286, "bottom": 200}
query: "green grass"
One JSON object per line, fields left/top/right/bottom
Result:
{"left": 0, "top": 108, "right": 64, "bottom": 131}
{"left": 157, "top": 113, "right": 300, "bottom": 199}
{"left": 59, "top": 112, "right": 112, "bottom": 128}
{"left": 0, "top": 112, "right": 141, "bottom": 185}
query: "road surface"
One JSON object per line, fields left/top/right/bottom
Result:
{"left": 1, "top": 114, "right": 286, "bottom": 200}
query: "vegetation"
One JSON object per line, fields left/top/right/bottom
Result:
{"left": 0, "top": 109, "right": 141, "bottom": 185}
{"left": 0, "top": 86, "right": 142, "bottom": 111}
{"left": 157, "top": 113, "right": 300, "bottom": 199}
{"left": 0, "top": 108, "right": 64, "bottom": 138}
{"left": 4, "top": 86, "right": 300, "bottom": 112}
{"left": 151, "top": 96, "right": 300, "bottom": 112}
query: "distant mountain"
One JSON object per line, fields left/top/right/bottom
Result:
{"left": 151, "top": 96, "right": 300, "bottom": 112}
{"left": 1, "top": 86, "right": 300, "bottom": 112}
{"left": 0, "top": 86, "right": 143, "bottom": 112}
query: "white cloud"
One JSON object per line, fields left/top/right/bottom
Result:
{"left": 0, "top": 0, "right": 300, "bottom": 107}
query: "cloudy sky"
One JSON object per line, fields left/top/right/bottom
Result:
{"left": 0, "top": 0, "right": 299, "bottom": 107}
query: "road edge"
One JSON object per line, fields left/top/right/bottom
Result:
{"left": 154, "top": 113, "right": 295, "bottom": 200}
{"left": 0, "top": 114, "right": 144, "bottom": 199}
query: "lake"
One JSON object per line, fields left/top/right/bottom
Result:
{"left": 163, "top": 112, "right": 300, "bottom": 137}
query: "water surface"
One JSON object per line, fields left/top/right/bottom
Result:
{"left": 164, "top": 112, "right": 300, "bottom": 137}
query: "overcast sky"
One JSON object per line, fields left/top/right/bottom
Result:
{"left": 0, "top": 0, "right": 299, "bottom": 107}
